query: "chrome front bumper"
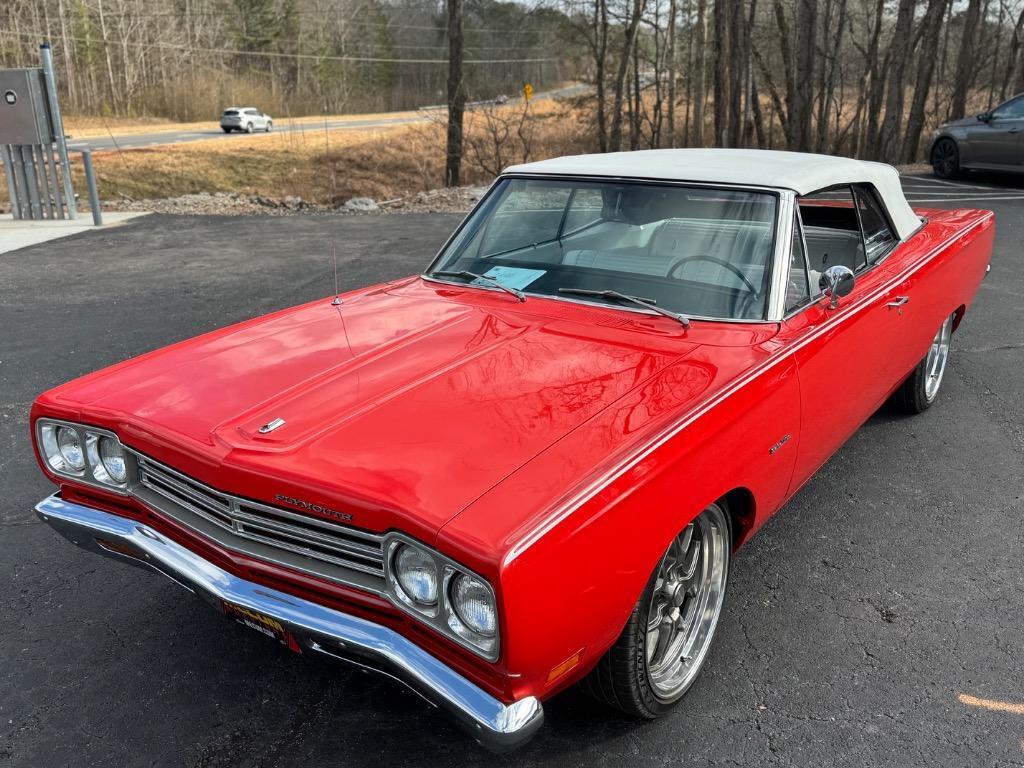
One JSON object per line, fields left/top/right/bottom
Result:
{"left": 34, "top": 494, "right": 543, "bottom": 751}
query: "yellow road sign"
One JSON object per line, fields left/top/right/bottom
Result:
{"left": 523, "top": 83, "right": 534, "bottom": 101}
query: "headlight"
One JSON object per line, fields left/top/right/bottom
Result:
{"left": 393, "top": 544, "right": 438, "bottom": 607}
{"left": 35, "top": 419, "right": 129, "bottom": 492}
{"left": 39, "top": 423, "right": 86, "bottom": 474}
{"left": 449, "top": 574, "right": 497, "bottom": 637}
{"left": 384, "top": 535, "right": 499, "bottom": 660}
{"left": 56, "top": 426, "right": 86, "bottom": 471}
{"left": 87, "top": 433, "right": 127, "bottom": 485}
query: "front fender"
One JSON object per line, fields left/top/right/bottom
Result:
{"left": 493, "top": 355, "right": 800, "bottom": 702}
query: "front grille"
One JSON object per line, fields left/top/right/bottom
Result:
{"left": 128, "top": 451, "right": 386, "bottom": 593}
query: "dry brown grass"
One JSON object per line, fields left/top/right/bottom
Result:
{"left": 1, "top": 101, "right": 591, "bottom": 210}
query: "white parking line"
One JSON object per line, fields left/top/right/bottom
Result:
{"left": 902, "top": 175, "right": 999, "bottom": 190}
{"left": 906, "top": 195, "right": 1024, "bottom": 203}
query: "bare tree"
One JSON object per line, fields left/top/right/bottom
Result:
{"left": 609, "top": 0, "right": 648, "bottom": 151}
{"left": 903, "top": 0, "right": 950, "bottom": 162}
{"left": 445, "top": 0, "right": 466, "bottom": 187}
{"left": 689, "top": 0, "right": 708, "bottom": 146}
{"left": 950, "top": 0, "right": 984, "bottom": 119}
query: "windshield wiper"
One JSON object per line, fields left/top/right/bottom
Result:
{"left": 558, "top": 288, "right": 690, "bottom": 328}
{"left": 432, "top": 270, "right": 526, "bottom": 302}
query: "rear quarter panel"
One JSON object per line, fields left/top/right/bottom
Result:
{"left": 888, "top": 208, "right": 994, "bottom": 376}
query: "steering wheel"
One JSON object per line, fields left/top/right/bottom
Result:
{"left": 667, "top": 254, "right": 761, "bottom": 298}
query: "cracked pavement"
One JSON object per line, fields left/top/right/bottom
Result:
{"left": 2, "top": 175, "right": 1023, "bottom": 767}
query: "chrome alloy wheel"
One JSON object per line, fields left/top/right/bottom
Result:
{"left": 924, "top": 314, "right": 953, "bottom": 402}
{"left": 644, "top": 504, "right": 729, "bottom": 701}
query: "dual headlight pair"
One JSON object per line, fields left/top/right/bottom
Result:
{"left": 36, "top": 419, "right": 128, "bottom": 491}
{"left": 388, "top": 538, "right": 499, "bottom": 660}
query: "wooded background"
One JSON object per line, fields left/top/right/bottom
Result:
{"left": 2, "top": 0, "right": 1024, "bottom": 166}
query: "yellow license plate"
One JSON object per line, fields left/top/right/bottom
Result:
{"left": 221, "top": 600, "right": 301, "bottom": 653}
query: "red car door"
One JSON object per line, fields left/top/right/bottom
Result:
{"left": 779, "top": 187, "right": 915, "bottom": 491}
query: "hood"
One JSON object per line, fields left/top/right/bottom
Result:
{"left": 40, "top": 279, "right": 709, "bottom": 543}
{"left": 939, "top": 116, "right": 982, "bottom": 129}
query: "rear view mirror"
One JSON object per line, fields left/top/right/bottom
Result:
{"left": 820, "top": 265, "right": 855, "bottom": 310}
{"left": 977, "top": 112, "right": 993, "bottom": 122}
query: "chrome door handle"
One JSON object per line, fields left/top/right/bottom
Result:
{"left": 887, "top": 296, "right": 910, "bottom": 307}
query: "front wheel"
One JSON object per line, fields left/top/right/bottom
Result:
{"left": 265, "top": 121, "right": 273, "bottom": 132}
{"left": 891, "top": 312, "right": 955, "bottom": 414}
{"left": 581, "top": 502, "right": 731, "bottom": 717}
{"left": 221, "top": 127, "right": 231, "bottom": 133}
{"left": 932, "top": 138, "right": 960, "bottom": 179}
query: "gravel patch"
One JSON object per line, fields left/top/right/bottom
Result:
{"left": 107, "top": 186, "right": 489, "bottom": 217}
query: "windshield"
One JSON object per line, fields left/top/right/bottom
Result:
{"left": 427, "top": 177, "right": 779, "bottom": 321}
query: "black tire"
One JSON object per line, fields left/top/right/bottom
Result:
{"left": 932, "top": 138, "right": 960, "bottom": 179}
{"left": 265, "top": 121, "right": 273, "bottom": 133}
{"left": 245, "top": 122, "right": 254, "bottom": 134}
{"left": 891, "top": 312, "right": 955, "bottom": 415}
{"left": 580, "top": 503, "right": 731, "bottom": 718}
{"left": 221, "top": 127, "right": 232, "bottom": 133}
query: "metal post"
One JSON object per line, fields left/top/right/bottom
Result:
{"left": 33, "top": 145, "right": 56, "bottom": 219}
{"left": 15, "top": 146, "right": 37, "bottom": 218}
{"left": 1, "top": 145, "right": 20, "bottom": 219}
{"left": 40, "top": 43, "right": 76, "bottom": 218}
{"left": 80, "top": 149, "right": 102, "bottom": 225}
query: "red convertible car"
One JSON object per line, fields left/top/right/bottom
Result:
{"left": 31, "top": 149, "right": 993, "bottom": 750}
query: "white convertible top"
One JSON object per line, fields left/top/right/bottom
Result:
{"left": 505, "top": 149, "right": 922, "bottom": 240}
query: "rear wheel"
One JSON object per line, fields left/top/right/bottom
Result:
{"left": 932, "top": 138, "right": 960, "bottom": 179}
{"left": 581, "top": 502, "right": 731, "bottom": 717}
{"left": 245, "top": 122, "right": 254, "bottom": 134}
{"left": 221, "top": 127, "right": 231, "bottom": 133}
{"left": 891, "top": 312, "right": 955, "bottom": 414}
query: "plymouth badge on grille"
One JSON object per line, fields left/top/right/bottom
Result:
{"left": 274, "top": 493, "right": 353, "bottom": 522}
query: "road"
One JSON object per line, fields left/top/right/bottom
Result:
{"left": 1, "top": 174, "right": 1023, "bottom": 767}
{"left": 64, "top": 85, "right": 590, "bottom": 153}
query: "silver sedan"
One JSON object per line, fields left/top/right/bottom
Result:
{"left": 929, "top": 93, "right": 1024, "bottom": 178}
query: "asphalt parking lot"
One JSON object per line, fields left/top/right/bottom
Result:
{"left": 2, "top": 173, "right": 1023, "bottom": 767}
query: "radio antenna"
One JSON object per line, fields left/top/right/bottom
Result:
{"left": 331, "top": 242, "right": 342, "bottom": 305}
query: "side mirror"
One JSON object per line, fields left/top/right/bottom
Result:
{"left": 820, "top": 265, "right": 855, "bottom": 310}
{"left": 977, "top": 112, "right": 993, "bottom": 122}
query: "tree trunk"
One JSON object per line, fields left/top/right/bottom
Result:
{"left": 726, "top": 0, "right": 744, "bottom": 147}
{"left": 690, "top": 0, "right": 708, "bottom": 146}
{"left": 1001, "top": 7, "right": 1024, "bottom": 102}
{"left": 949, "top": 0, "right": 983, "bottom": 120}
{"left": 609, "top": 0, "right": 647, "bottom": 152}
{"left": 445, "top": 0, "right": 466, "bottom": 187}
{"left": 595, "top": 0, "right": 610, "bottom": 152}
{"left": 772, "top": 0, "right": 796, "bottom": 147}
{"left": 902, "top": 0, "right": 949, "bottom": 163}
{"left": 791, "top": 0, "right": 817, "bottom": 151}
{"left": 861, "top": 0, "right": 886, "bottom": 156}
{"left": 666, "top": 0, "right": 678, "bottom": 147}
{"left": 712, "top": 0, "right": 731, "bottom": 146}
{"left": 877, "top": 0, "right": 915, "bottom": 161}
{"left": 96, "top": 0, "right": 120, "bottom": 113}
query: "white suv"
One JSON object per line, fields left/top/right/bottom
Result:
{"left": 220, "top": 107, "right": 273, "bottom": 134}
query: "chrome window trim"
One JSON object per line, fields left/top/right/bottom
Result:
{"left": 766, "top": 191, "right": 796, "bottom": 321}
{"left": 783, "top": 184, "right": 925, "bottom": 322}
